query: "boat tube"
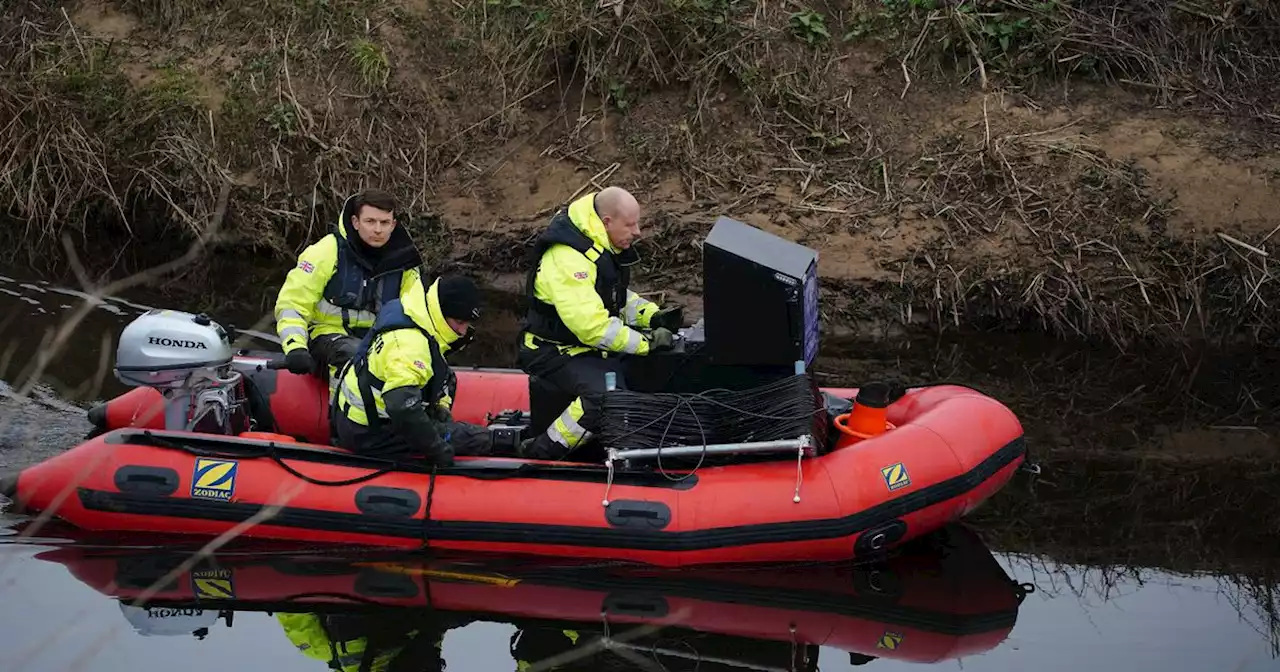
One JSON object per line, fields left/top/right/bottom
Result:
{"left": 1, "top": 317, "right": 1026, "bottom": 566}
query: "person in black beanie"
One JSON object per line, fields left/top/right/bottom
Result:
{"left": 332, "top": 272, "right": 493, "bottom": 466}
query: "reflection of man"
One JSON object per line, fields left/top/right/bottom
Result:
{"left": 510, "top": 627, "right": 593, "bottom": 671}
{"left": 509, "top": 625, "right": 830, "bottom": 671}
{"left": 277, "top": 612, "right": 451, "bottom": 672}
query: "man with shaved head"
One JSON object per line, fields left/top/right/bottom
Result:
{"left": 516, "top": 186, "right": 684, "bottom": 461}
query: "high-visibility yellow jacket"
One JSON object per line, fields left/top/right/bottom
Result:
{"left": 335, "top": 276, "right": 466, "bottom": 429}
{"left": 273, "top": 196, "right": 423, "bottom": 354}
{"left": 520, "top": 192, "right": 659, "bottom": 358}
{"left": 277, "top": 613, "right": 408, "bottom": 672}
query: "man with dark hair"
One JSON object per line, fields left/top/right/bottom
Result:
{"left": 273, "top": 189, "right": 424, "bottom": 390}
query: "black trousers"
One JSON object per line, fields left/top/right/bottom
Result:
{"left": 334, "top": 414, "right": 494, "bottom": 461}
{"left": 517, "top": 341, "right": 628, "bottom": 462}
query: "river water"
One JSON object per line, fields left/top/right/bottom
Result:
{"left": 1, "top": 268, "right": 1278, "bottom": 672}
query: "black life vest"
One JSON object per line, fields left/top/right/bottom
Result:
{"left": 343, "top": 298, "right": 450, "bottom": 431}
{"left": 320, "top": 195, "right": 423, "bottom": 337}
{"left": 320, "top": 236, "right": 406, "bottom": 334}
{"left": 521, "top": 207, "right": 638, "bottom": 346}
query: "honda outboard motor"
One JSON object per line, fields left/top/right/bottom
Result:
{"left": 113, "top": 309, "right": 249, "bottom": 435}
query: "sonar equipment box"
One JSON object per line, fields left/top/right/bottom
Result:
{"left": 621, "top": 215, "right": 821, "bottom": 395}
{"left": 701, "top": 216, "right": 821, "bottom": 370}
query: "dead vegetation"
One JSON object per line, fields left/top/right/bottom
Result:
{"left": 469, "top": 0, "right": 1280, "bottom": 348}
{"left": 874, "top": 116, "right": 1280, "bottom": 349}
{"left": 0, "top": 0, "right": 1278, "bottom": 347}
{"left": 0, "top": 0, "right": 488, "bottom": 284}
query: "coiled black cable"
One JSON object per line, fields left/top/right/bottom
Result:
{"left": 596, "top": 374, "right": 829, "bottom": 455}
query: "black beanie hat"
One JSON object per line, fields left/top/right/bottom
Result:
{"left": 436, "top": 275, "right": 481, "bottom": 321}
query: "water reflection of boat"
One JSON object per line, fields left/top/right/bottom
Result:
{"left": 27, "top": 522, "right": 1028, "bottom": 667}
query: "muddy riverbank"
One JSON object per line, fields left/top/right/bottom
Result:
{"left": 3, "top": 1, "right": 1279, "bottom": 350}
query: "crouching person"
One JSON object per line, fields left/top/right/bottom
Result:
{"left": 332, "top": 274, "right": 490, "bottom": 467}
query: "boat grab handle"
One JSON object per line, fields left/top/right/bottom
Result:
{"left": 604, "top": 500, "right": 672, "bottom": 530}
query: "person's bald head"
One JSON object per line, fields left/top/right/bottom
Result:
{"left": 595, "top": 186, "right": 641, "bottom": 250}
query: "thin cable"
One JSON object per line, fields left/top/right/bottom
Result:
{"left": 599, "top": 374, "right": 826, "bottom": 454}
{"left": 654, "top": 392, "right": 709, "bottom": 482}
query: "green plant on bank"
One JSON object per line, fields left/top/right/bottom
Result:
{"left": 788, "top": 8, "right": 830, "bottom": 46}
{"left": 349, "top": 38, "right": 391, "bottom": 88}
{"left": 607, "top": 80, "right": 631, "bottom": 111}
{"left": 141, "top": 64, "right": 204, "bottom": 115}
{"left": 846, "top": 0, "right": 1074, "bottom": 81}
{"left": 266, "top": 102, "right": 299, "bottom": 135}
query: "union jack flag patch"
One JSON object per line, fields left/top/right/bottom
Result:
{"left": 298, "top": 260, "right": 315, "bottom": 273}
{"left": 573, "top": 271, "right": 589, "bottom": 280}
{"left": 413, "top": 360, "right": 427, "bottom": 369}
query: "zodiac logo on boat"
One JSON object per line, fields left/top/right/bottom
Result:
{"left": 876, "top": 631, "right": 904, "bottom": 650}
{"left": 191, "top": 567, "right": 235, "bottom": 600}
{"left": 880, "top": 462, "right": 911, "bottom": 492}
{"left": 191, "top": 458, "right": 238, "bottom": 502}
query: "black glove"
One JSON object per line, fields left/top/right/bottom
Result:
{"left": 284, "top": 348, "right": 316, "bottom": 375}
{"left": 648, "top": 327, "right": 675, "bottom": 352}
{"left": 385, "top": 387, "right": 455, "bottom": 468}
{"left": 649, "top": 305, "right": 684, "bottom": 332}
{"left": 428, "top": 403, "right": 452, "bottom": 424}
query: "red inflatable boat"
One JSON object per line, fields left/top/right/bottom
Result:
{"left": 2, "top": 345, "right": 1026, "bottom": 566}
{"left": 28, "top": 521, "right": 1028, "bottom": 665}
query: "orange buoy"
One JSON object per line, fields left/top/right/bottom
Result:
{"left": 834, "top": 382, "right": 899, "bottom": 442}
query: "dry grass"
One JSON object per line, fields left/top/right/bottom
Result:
{"left": 466, "top": 0, "right": 1280, "bottom": 348}
{"left": 859, "top": 0, "right": 1280, "bottom": 117}
{"left": 877, "top": 121, "right": 1279, "bottom": 349}
{"left": 1, "top": 4, "right": 231, "bottom": 272}
{"left": 0, "top": 0, "right": 478, "bottom": 283}
{"left": 0, "top": 0, "right": 1278, "bottom": 347}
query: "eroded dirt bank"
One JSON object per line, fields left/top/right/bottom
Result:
{"left": 1, "top": 0, "right": 1278, "bottom": 349}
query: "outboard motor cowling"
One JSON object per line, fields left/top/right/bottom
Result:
{"left": 114, "top": 309, "right": 248, "bottom": 434}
